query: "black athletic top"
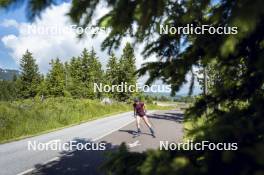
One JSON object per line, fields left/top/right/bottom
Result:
{"left": 133, "top": 102, "right": 145, "bottom": 116}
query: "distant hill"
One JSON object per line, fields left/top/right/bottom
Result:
{"left": 0, "top": 68, "right": 20, "bottom": 80}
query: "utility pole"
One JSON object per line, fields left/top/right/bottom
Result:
{"left": 203, "top": 66, "right": 208, "bottom": 96}
{"left": 203, "top": 66, "right": 209, "bottom": 117}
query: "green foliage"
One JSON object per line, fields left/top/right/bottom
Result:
{"left": 117, "top": 43, "right": 137, "bottom": 101}
{"left": 119, "top": 43, "right": 137, "bottom": 85}
{"left": 174, "top": 96, "right": 196, "bottom": 103}
{"left": 36, "top": 75, "right": 47, "bottom": 97}
{"left": 0, "top": 0, "right": 59, "bottom": 21}
{"left": 0, "top": 80, "right": 17, "bottom": 101}
{"left": 0, "top": 98, "right": 131, "bottom": 143}
{"left": 10, "top": 47, "right": 137, "bottom": 100}
{"left": 85, "top": 48, "right": 104, "bottom": 99}
{"left": 2, "top": 1, "right": 264, "bottom": 174}
{"left": 66, "top": 48, "right": 104, "bottom": 98}
{"left": 46, "top": 58, "right": 66, "bottom": 97}
{"left": 31, "top": 0, "right": 262, "bottom": 175}
{"left": 105, "top": 43, "right": 137, "bottom": 101}
{"left": 105, "top": 52, "right": 119, "bottom": 99}
{"left": 66, "top": 56, "right": 83, "bottom": 98}
{"left": 18, "top": 50, "right": 41, "bottom": 98}
{"left": 139, "top": 94, "right": 155, "bottom": 104}
{"left": 102, "top": 143, "right": 146, "bottom": 175}
{"left": 159, "top": 95, "right": 170, "bottom": 102}
{"left": 0, "top": 98, "right": 171, "bottom": 143}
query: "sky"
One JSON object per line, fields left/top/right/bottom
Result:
{"left": 0, "top": 2, "right": 26, "bottom": 69}
{"left": 0, "top": 1, "right": 201, "bottom": 95}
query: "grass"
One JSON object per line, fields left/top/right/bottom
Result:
{"left": 0, "top": 97, "right": 175, "bottom": 143}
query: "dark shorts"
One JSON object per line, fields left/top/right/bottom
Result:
{"left": 137, "top": 112, "right": 145, "bottom": 117}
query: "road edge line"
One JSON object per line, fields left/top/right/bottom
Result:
{"left": 16, "top": 111, "right": 156, "bottom": 175}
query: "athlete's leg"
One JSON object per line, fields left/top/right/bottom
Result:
{"left": 142, "top": 115, "right": 152, "bottom": 128}
{"left": 142, "top": 115, "right": 155, "bottom": 137}
{"left": 136, "top": 115, "right": 141, "bottom": 133}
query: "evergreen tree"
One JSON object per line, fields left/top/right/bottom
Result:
{"left": 118, "top": 43, "right": 137, "bottom": 101}
{"left": 80, "top": 48, "right": 92, "bottom": 98}
{"left": 46, "top": 58, "right": 66, "bottom": 97}
{"left": 4, "top": 1, "right": 264, "bottom": 174}
{"left": 80, "top": 48, "right": 104, "bottom": 99}
{"left": 106, "top": 53, "right": 119, "bottom": 84}
{"left": 106, "top": 52, "right": 119, "bottom": 98}
{"left": 197, "top": 60, "right": 224, "bottom": 96}
{"left": 68, "top": 56, "right": 83, "bottom": 98}
{"left": 36, "top": 74, "right": 47, "bottom": 98}
{"left": 0, "top": 80, "right": 17, "bottom": 101}
{"left": 19, "top": 50, "right": 41, "bottom": 98}
{"left": 68, "top": 48, "right": 104, "bottom": 99}
{"left": 87, "top": 48, "right": 104, "bottom": 99}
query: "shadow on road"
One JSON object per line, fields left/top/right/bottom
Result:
{"left": 147, "top": 111, "right": 184, "bottom": 123}
{"left": 27, "top": 111, "right": 183, "bottom": 175}
{"left": 28, "top": 138, "right": 116, "bottom": 175}
{"left": 118, "top": 129, "right": 152, "bottom": 136}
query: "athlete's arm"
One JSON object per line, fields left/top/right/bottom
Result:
{"left": 133, "top": 104, "right": 136, "bottom": 117}
{"left": 143, "top": 103, "right": 147, "bottom": 113}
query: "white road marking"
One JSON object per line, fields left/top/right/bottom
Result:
{"left": 16, "top": 111, "right": 157, "bottom": 175}
{"left": 17, "top": 168, "right": 35, "bottom": 175}
{"left": 15, "top": 114, "right": 146, "bottom": 175}
{"left": 16, "top": 119, "right": 135, "bottom": 175}
{"left": 128, "top": 140, "right": 141, "bottom": 148}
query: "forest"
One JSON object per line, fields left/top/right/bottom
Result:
{"left": 0, "top": 0, "right": 263, "bottom": 174}
{"left": 0, "top": 43, "right": 138, "bottom": 101}
{"left": 0, "top": 42, "right": 174, "bottom": 143}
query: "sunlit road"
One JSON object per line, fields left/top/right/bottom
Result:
{"left": 0, "top": 110, "right": 183, "bottom": 175}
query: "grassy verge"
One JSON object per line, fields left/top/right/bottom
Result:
{"left": 0, "top": 98, "right": 174, "bottom": 143}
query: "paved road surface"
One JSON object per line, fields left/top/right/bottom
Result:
{"left": 0, "top": 110, "right": 183, "bottom": 175}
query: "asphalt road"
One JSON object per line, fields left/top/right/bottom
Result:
{"left": 0, "top": 110, "right": 183, "bottom": 175}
